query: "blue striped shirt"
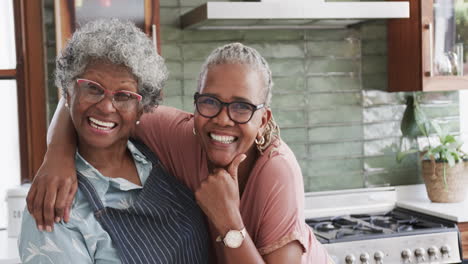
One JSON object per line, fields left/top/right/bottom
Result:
{"left": 18, "top": 141, "right": 152, "bottom": 263}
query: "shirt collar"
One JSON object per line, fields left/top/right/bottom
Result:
{"left": 75, "top": 141, "right": 152, "bottom": 199}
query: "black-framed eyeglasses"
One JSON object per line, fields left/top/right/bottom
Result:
{"left": 194, "top": 92, "right": 264, "bottom": 124}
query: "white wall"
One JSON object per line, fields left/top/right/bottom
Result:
{"left": 460, "top": 90, "right": 468, "bottom": 153}
{"left": 0, "top": 0, "right": 21, "bottom": 229}
{"left": 0, "top": 0, "right": 16, "bottom": 69}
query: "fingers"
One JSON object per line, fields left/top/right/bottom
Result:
{"left": 54, "top": 181, "right": 72, "bottom": 223}
{"left": 31, "top": 186, "right": 46, "bottom": 231}
{"left": 227, "top": 154, "right": 247, "bottom": 180}
{"left": 43, "top": 187, "right": 58, "bottom": 231}
{"left": 63, "top": 181, "right": 78, "bottom": 223}
{"left": 26, "top": 184, "right": 37, "bottom": 215}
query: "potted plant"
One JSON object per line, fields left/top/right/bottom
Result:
{"left": 398, "top": 94, "right": 468, "bottom": 203}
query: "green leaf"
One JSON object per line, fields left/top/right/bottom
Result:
{"left": 431, "top": 145, "right": 444, "bottom": 154}
{"left": 414, "top": 102, "right": 429, "bottom": 137}
{"left": 451, "top": 151, "right": 461, "bottom": 162}
{"left": 401, "top": 96, "right": 423, "bottom": 138}
{"left": 443, "top": 135, "right": 456, "bottom": 145}
{"left": 446, "top": 152, "right": 455, "bottom": 167}
{"left": 430, "top": 120, "right": 443, "bottom": 137}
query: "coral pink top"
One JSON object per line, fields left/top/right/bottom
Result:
{"left": 137, "top": 106, "right": 331, "bottom": 263}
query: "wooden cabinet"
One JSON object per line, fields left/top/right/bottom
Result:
{"left": 54, "top": 0, "right": 160, "bottom": 54}
{"left": 461, "top": 222, "right": 468, "bottom": 260}
{"left": 388, "top": 0, "right": 468, "bottom": 92}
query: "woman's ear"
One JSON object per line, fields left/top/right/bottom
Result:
{"left": 65, "top": 92, "right": 71, "bottom": 108}
{"left": 136, "top": 108, "right": 144, "bottom": 123}
{"left": 258, "top": 107, "right": 272, "bottom": 137}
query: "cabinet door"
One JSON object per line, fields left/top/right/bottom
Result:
{"left": 460, "top": 222, "right": 468, "bottom": 260}
{"left": 422, "top": 0, "right": 468, "bottom": 91}
{"left": 55, "top": 0, "right": 160, "bottom": 54}
{"left": 388, "top": 0, "right": 468, "bottom": 92}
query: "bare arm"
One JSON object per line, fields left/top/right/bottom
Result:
{"left": 26, "top": 98, "right": 78, "bottom": 231}
{"left": 194, "top": 155, "right": 303, "bottom": 264}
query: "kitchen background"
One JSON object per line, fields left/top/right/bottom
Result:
{"left": 41, "top": 0, "right": 460, "bottom": 192}
{"left": 2, "top": 1, "right": 467, "bottom": 262}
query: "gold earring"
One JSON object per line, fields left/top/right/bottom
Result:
{"left": 193, "top": 128, "right": 197, "bottom": 136}
{"left": 255, "top": 136, "right": 265, "bottom": 146}
{"left": 255, "top": 136, "right": 265, "bottom": 154}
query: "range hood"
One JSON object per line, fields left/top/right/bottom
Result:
{"left": 181, "top": 0, "right": 409, "bottom": 30}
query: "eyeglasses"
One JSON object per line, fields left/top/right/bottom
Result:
{"left": 76, "top": 79, "right": 142, "bottom": 111}
{"left": 194, "top": 92, "right": 264, "bottom": 124}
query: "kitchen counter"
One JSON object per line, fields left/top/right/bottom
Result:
{"left": 396, "top": 184, "right": 468, "bottom": 223}
{"left": 0, "top": 230, "right": 19, "bottom": 264}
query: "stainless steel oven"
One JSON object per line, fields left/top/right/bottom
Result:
{"left": 305, "top": 188, "right": 463, "bottom": 264}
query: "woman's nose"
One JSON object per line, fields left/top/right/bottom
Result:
{"left": 212, "top": 106, "right": 234, "bottom": 126}
{"left": 95, "top": 95, "right": 117, "bottom": 113}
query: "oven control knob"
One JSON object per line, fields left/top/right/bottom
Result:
{"left": 374, "top": 251, "right": 384, "bottom": 263}
{"left": 440, "top": 245, "right": 451, "bottom": 257}
{"left": 427, "top": 246, "right": 438, "bottom": 259}
{"left": 345, "top": 254, "right": 356, "bottom": 264}
{"left": 360, "top": 253, "right": 370, "bottom": 264}
{"left": 401, "top": 249, "right": 412, "bottom": 260}
{"left": 414, "top": 248, "right": 425, "bottom": 262}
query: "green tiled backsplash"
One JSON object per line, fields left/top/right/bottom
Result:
{"left": 44, "top": 0, "right": 460, "bottom": 192}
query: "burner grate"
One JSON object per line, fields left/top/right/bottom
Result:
{"left": 306, "top": 207, "right": 454, "bottom": 243}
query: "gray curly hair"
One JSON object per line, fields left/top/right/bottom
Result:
{"left": 56, "top": 19, "right": 168, "bottom": 112}
{"left": 197, "top": 43, "right": 280, "bottom": 153}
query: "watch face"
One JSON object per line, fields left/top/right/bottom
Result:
{"left": 224, "top": 230, "right": 244, "bottom": 248}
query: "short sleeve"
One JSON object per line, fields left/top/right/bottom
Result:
{"left": 136, "top": 106, "right": 191, "bottom": 157}
{"left": 136, "top": 106, "right": 203, "bottom": 191}
{"left": 245, "top": 152, "right": 309, "bottom": 255}
{"left": 18, "top": 209, "right": 94, "bottom": 263}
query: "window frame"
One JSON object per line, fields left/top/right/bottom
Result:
{"left": 10, "top": 0, "right": 47, "bottom": 182}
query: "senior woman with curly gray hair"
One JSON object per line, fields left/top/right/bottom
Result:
{"left": 18, "top": 19, "right": 209, "bottom": 264}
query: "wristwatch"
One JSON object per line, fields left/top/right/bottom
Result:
{"left": 216, "top": 227, "right": 247, "bottom": 248}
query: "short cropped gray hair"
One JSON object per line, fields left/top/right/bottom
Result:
{"left": 197, "top": 43, "right": 280, "bottom": 153}
{"left": 56, "top": 19, "right": 168, "bottom": 112}
{"left": 197, "top": 42, "right": 273, "bottom": 106}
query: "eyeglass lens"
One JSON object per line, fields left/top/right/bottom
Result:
{"left": 195, "top": 95, "right": 256, "bottom": 123}
{"left": 76, "top": 79, "right": 140, "bottom": 111}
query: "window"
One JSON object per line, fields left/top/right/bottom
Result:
{"left": 0, "top": 0, "right": 20, "bottom": 228}
{"left": 0, "top": 0, "right": 48, "bottom": 228}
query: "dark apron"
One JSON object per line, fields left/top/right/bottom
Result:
{"left": 77, "top": 139, "right": 210, "bottom": 264}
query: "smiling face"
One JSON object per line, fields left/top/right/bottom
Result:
{"left": 67, "top": 61, "right": 141, "bottom": 151}
{"left": 194, "top": 63, "right": 272, "bottom": 168}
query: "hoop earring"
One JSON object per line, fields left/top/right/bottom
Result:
{"left": 255, "top": 136, "right": 265, "bottom": 147}
{"left": 255, "top": 136, "right": 265, "bottom": 154}
{"left": 193, "top": 128, "right": 197, "bottom": 136}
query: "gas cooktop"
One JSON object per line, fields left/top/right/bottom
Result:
{"left": 307, "top": 207, "right": 458, "bottom": 244}
{"left": 304, "top": 187, "right": 462, "bottom": 263}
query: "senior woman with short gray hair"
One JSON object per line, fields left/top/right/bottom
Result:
{"left": 19, "top": 19, "right": 209, "bottom": 264}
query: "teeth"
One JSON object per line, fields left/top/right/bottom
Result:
{"left": 210, "top": 133, "right": 236, "bottom": 144}
{"left": 89, "top": 117, "right": 116, "bottom": 130}
{"left": 90, "top": 122, "right": 112, "bottom": 131}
